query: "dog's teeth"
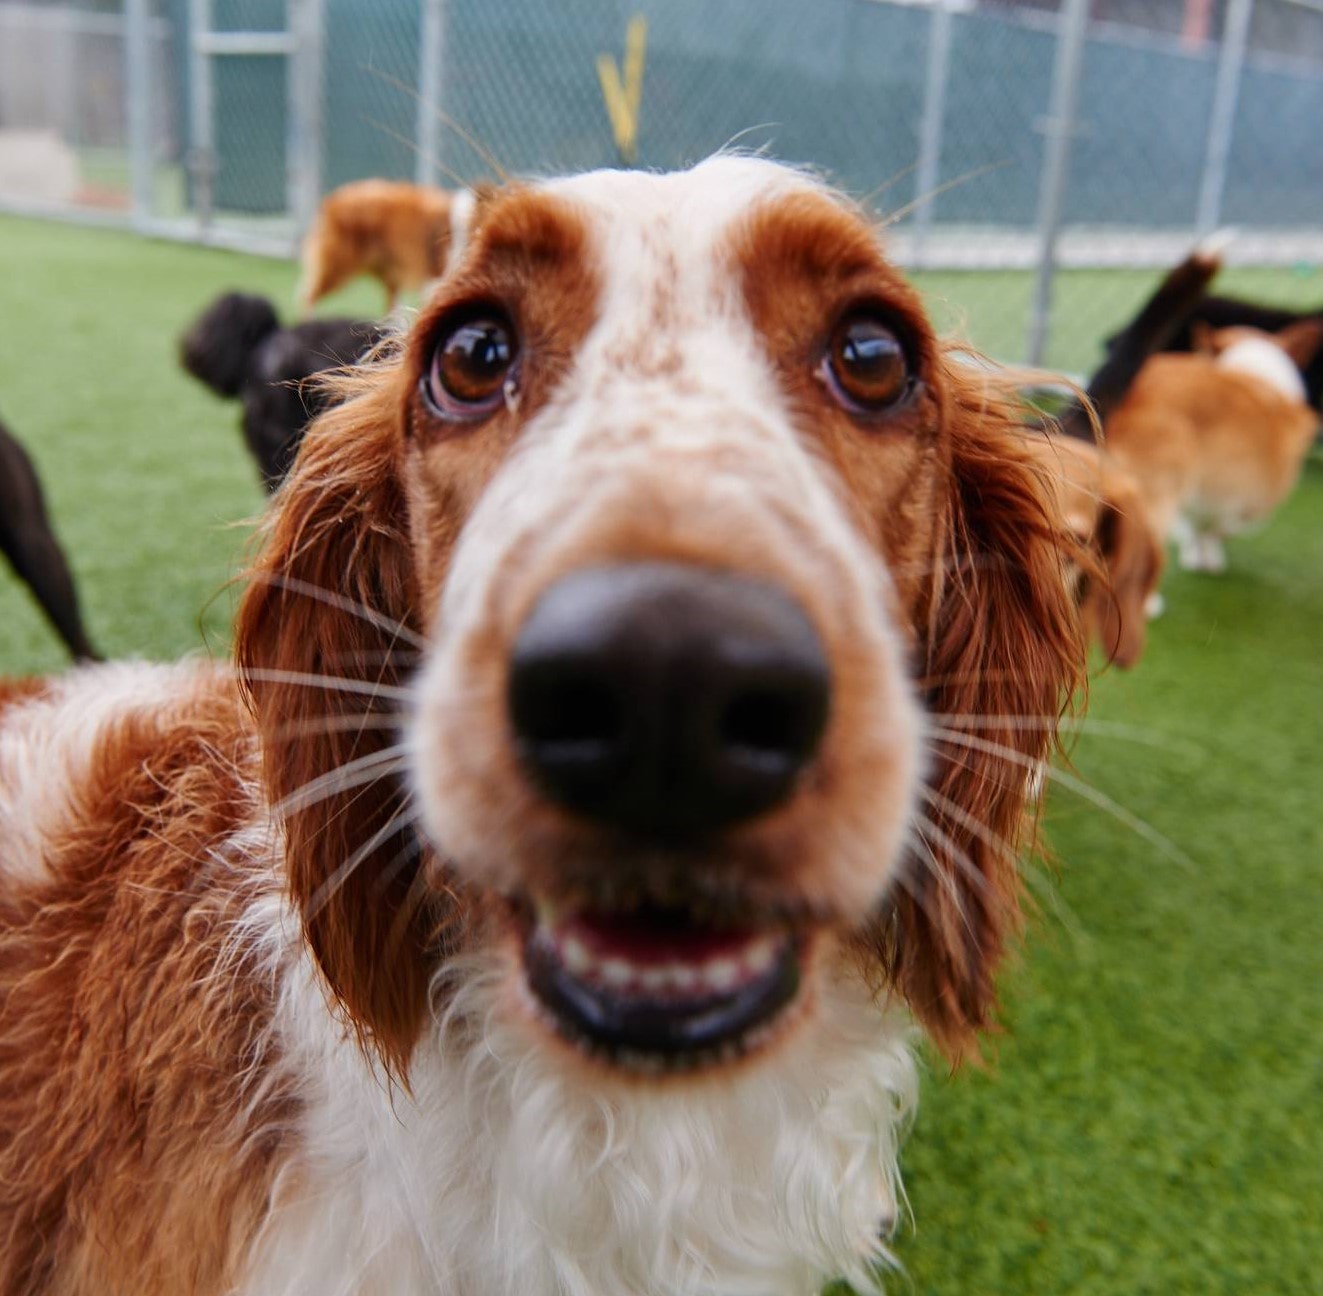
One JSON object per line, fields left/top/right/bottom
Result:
{"left": 638, "top": 966, "right": 670, "bottom": 993}
{"left": 744, "top": 937, "right": 777, "bottom": 974}
{"left": 561, "top": 936, "right": 591, "bottom": 976}
{"left": 600, "top": 958, "right": 633, "bottom": 988}
{"left": 704, "top": 959, "right": 741, "bottom": 992}
{"left": 670, "top": 964, "right": 701, "bottom": 992}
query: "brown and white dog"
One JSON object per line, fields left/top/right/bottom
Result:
{"left": 1025, "top": 434, "right": 1164, "bottom": 669}
{"left": 1104, "top": 319, "right": 1323, "bottom": 573}
{"left": 0, "top": 159, "right": 1085, "bottom": 1295}
{"left": 299, "top": 178, "right": 458, "bottom": 313}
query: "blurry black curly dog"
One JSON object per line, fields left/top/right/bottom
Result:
{"left": 180, "top": 292, "right": 384, "bottom": 492}
{"left": 0, "top": 417, "right": 100, "bottom": 662}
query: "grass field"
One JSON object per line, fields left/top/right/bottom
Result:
{"left": 1, "top": 214, "right": 1320, "bottom": 1293}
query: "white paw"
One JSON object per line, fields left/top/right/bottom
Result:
{"left": 1198, "top": 537, "right": 1227, "bottom": 573}
{"left": 1144, "top": 591, "right": 1166, "bottom": 619}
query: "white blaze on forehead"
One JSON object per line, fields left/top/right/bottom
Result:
{"left": 434, "top": 157, "right": 872, "bottom": 634}
{"left": 1216, "top": 335, "right": 1307, "bottom": 404}
{"left": 540, "top": 155, "right": 825, "bottom": 241}
{"left": 539, "top": 156, "right": 828, "bottom": 353}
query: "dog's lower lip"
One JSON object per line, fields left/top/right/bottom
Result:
{"left": 522, "top": 909, "right": 801, "bottom": 1068}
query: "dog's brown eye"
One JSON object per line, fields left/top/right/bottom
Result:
{"left": 822, "top": 313, "right": 910, "bottom": 415}
{"left": 424, "top": 310, "right": 518, "bottom": 419}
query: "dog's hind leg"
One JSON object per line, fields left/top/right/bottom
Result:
{"left": 1195, "top": 532, "right": 1227, "bottom": 573}
{"left": 0, "top": 440, "right": 100, "bottom": 661}
{"left": 1, "top": 519, "right": 101, "bottom": 661}
{"left": 1170, "top": 514, "right": 1203, "bottom": 571}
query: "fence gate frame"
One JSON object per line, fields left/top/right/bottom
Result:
{"left": 178, "top": 0, "right": 324, "bottom": 239}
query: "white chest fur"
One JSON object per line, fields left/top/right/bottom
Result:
{"left": 240, "top": 933, "right": 917, "bottom": 1296}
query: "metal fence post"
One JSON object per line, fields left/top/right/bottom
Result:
{"left": 1026, "top": 0, "right": 1090, "bottom": 366}
{"left": 188, "top": 0, "right": 216, "bottom": 235}
{"left": 124, "top": 0, "right": 153, "bottom": 230}
{"left": 1196, "top": 0, "right": 1254, "bottom": 234}
{"left": 289, "top": 0, "right": 326, "bottom": 234}
{"left": 911, "top": 0, "right": 954, "bottom": 265}
{"left": 417, "top": 0, "right": 446, "bottom": 187}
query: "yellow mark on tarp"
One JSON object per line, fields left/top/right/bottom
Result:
{"left": 597, "top": 16, "right": 647, "bottom": 165}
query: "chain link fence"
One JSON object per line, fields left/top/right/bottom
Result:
{"left": 2, "top": 0, "right": 1321, "bottom": 372}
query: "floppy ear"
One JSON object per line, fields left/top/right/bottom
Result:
{"left": 234, "top": 361, "right": 441, "bottom": 1074}
{"left": 872, "top": 365, "right": 1087, "bottom": 1061}
{"left": 1086, "top": 491, "right": 1162, "bottom": 670}
{"left": 1274, "top": 317, "right": 1323, "bottom": 370}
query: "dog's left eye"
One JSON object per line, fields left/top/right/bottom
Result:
{"left": 423, "top": 309, "right": 519, "bottom": 419}
{"left": 819, "top": 311, "right": 911, "bottom": 416}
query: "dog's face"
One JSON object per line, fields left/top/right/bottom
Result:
{"left": 237, "top": 159, "right": 1083, "bottom": 1078}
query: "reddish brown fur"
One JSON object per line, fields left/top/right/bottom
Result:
{"left": 300, "top": 180, "right": 455, "bottom": 312}
{"left": 0, "top": 671, "right": 292, "bottom": 1295}
{"left": 250, "top": 182, "right": 1086, "bottom": 1069}
{"left": 732, "top": 197, "right": 1084, "bottom": 1056}
{"left": 238, "top": 189, "right": 602, "bottom": 1074}
{"left": 0, "top": 678, "right": 47, "bottom": 713}
{"left": 0, "top": 173, "right": 1092, "bottom": 1295}
{"left": 870, "top": 374, "right": 1084, "bottom": 1056}
{"left": 1024, "top": 434, "right": 1163, "bottom": 669}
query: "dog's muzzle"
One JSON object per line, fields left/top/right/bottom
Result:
{"left": 505, "top": 561, "right": 831, "bottom": 1069}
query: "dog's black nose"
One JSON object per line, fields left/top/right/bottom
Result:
{"left": 508, "top": 563, "right": 830, "bottom": 837}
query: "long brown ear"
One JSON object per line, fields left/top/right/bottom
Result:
{"left": 234, "top": 361, "right": 437, "bottom": 1075}
{"left": 879, "top": 365, "right": 1086, "bottom": 1061}
{"left": 1087, "top": 490, "right": 1162, "bottom": 670}
{"left": 1274, "top": 317, "right": 1323, "bottom": 369}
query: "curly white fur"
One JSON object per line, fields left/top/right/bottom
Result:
{"left": 241, "top": 901, "right": 917, "bottom": 1296}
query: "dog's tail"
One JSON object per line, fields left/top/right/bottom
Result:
{"left": 296, "top": 203, "right": 358, "bottom": 315}
{"left": 1056, "top": 232, "right": 1227, "bottom": 441}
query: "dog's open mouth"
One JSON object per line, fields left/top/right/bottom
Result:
{"left": 522, "top": 904, "right": 803, "bottom": 1071}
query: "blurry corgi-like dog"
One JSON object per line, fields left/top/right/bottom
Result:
{"left": 1104, "top": 317, "right": 1323, "bottom": 572}
{"left": 1026, "top": 238, "right": 1216, "bottom": 666}
{"left": 298, "top": 179, "right": 456, "bottom": 313}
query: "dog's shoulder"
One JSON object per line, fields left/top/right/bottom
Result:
{"left": 0, "top": 660, "right": 252, "bottom": 892}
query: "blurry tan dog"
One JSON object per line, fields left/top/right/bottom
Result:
{"left": 298, "top": 179, "right": 457, "bottom": 313}
{"left": 1027, "top": 435, "right": 1163, "bottom": 668}
{"left": 1104, "top": 319, "right": 1323, "bottom": 572}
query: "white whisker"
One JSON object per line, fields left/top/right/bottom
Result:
{"left": 304, "top": 801, "right": 424, "bottom": 923}
{"left": 275, "top": 746, "right": 411, "bottom": 818}
{"left": 251, "top": 572, "right": 430, "bottom": 652}
{"left": 937, "top": 714, "right": 1205, "bottom": 759}
{"left": 928, "top": 727, "right": 1194, "bottom": 870}
{"left": 919, "top": 784, "right": 1084, "bottom": 934}
{"left": 242, "top": 668, "right": 415, "bottom": 704}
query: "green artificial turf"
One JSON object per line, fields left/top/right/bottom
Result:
{"left": 1, "top": 214, "right": 1319, "bottom": 1293}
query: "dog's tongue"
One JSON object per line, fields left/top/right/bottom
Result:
{"left": 565, "top": 910, "right": 758, "bottom": 966}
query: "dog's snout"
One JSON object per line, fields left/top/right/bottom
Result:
{"left": 507, "top": 563, "right": 830, "bottom": 836}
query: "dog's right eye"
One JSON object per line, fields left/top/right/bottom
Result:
{"left": 423, "top": 308, "right": 519, "bottom": 420}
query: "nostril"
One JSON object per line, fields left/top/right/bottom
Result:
{"left": 511, "top": 670, "right": 624, "bottom": 759}
{"left": 507, "top": 562, "right": 832, "bottom": 835}
{"left": 721, "top": 690, "right": 806, "bottom": 767}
